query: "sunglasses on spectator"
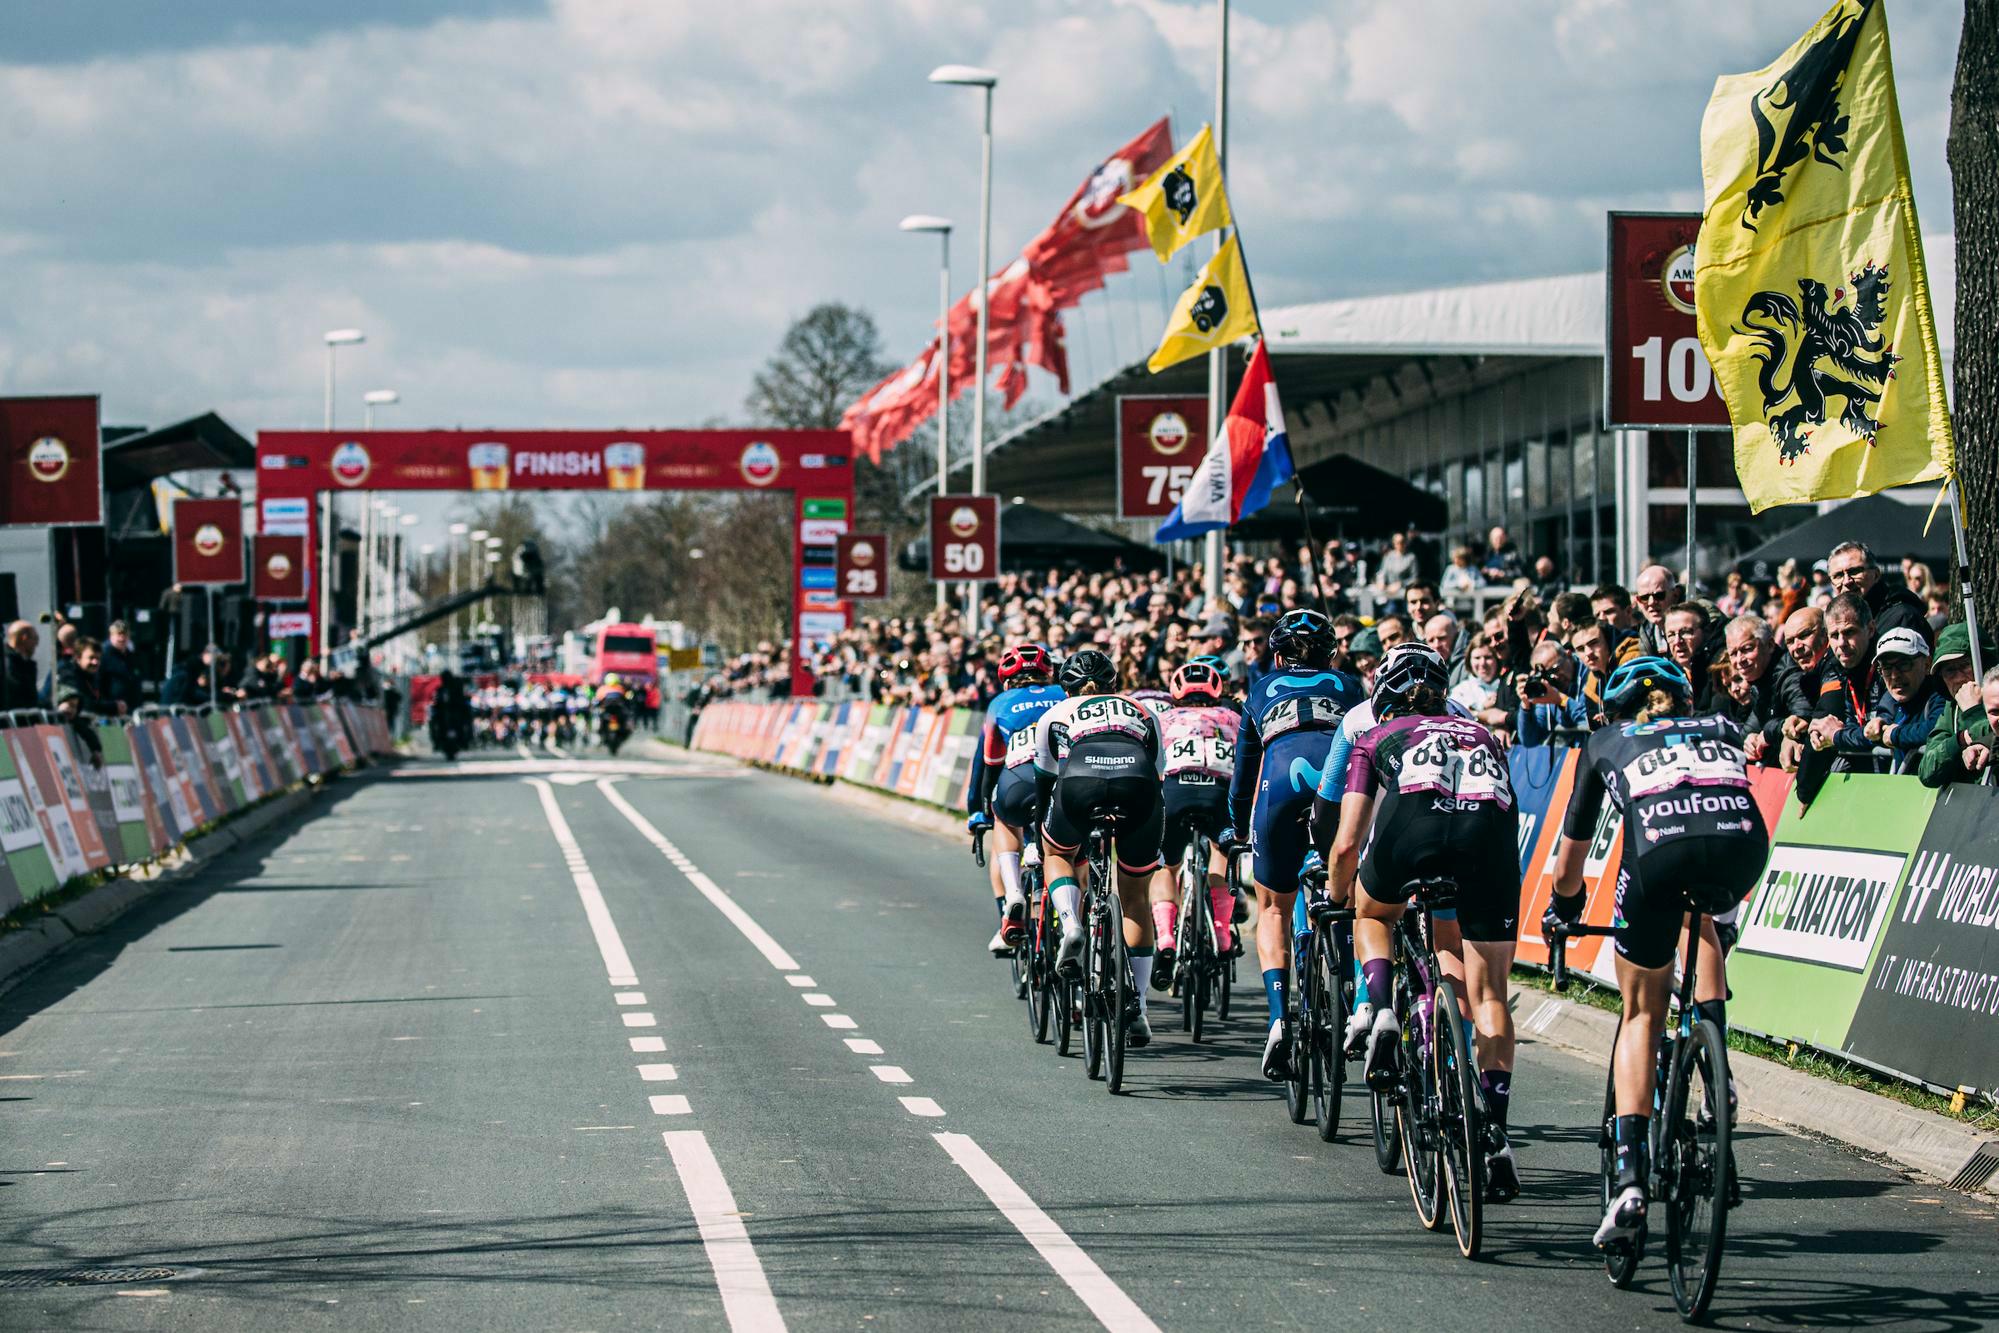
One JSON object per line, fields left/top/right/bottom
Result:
{"left": 1634, "top": 588, "right": 1674, "bottom": 602}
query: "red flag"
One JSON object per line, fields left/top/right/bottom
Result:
{"left": 1024, "top": 117, "right": 1173, "bottom": 275}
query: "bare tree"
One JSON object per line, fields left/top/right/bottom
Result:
{"left": 1950, "top": 0, "right": 1998, "bottom": 616}
{"left": 745, "top": 303, "right": 890, "bottom": 430}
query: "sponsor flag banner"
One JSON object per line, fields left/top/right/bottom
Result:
{"left": 1155, "top": 340, "right": 1293, "bottom": 541}
{"left": 252, "top": 533, "right": 308, "bottom": 601}
{"left": 173, "top": 497, "right": 246, "bottom": 586}
{"left": 1116, "top": 396, "right": 1208, "bottom": 520}
{"left": 1148, "top": 236, "right": 1258, "bottom": 373}
{"left": 1118, "top": 123, "right": 1233, "bottom": 264}
{"left": 6, "top": 731, "right": 89, "bottom": 884}
{"left": 0, "top": 394, "right": 101, "bottom": 527}
{"left": 93, "top": 724, "right": 155, "bottom": 864}
{"left": 1694, "top": 0, "right": 1952, "bottom": 512}
{"left": 39, "top": 727, "right": 110, "bottom": 870}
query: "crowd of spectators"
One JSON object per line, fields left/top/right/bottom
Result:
{"left": 691, "top": 524, "right": 1994, "bottom": 789}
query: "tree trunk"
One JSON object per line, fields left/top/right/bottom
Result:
{"left": 1949, "top": 0, "right": 1999, "bottom": 622}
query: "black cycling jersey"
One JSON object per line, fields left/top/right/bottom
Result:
{"left": 1563, "top": 715, "right": 1766, "bottom": 853}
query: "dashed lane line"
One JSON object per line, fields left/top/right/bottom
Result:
{"left": 526, "top": 778, "right": 638, "bottom": 985}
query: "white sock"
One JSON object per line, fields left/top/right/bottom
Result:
{"left": 997, "top": 852, "right": 1022, "bottom": 902}
{"left": 1050, "top": 879, "right": 1082, "bottom": 930}
{"left": 1129, "top": 953, "right": 1153, "bottom": 1009}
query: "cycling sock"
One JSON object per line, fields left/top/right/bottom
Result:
{"left": 1479, "top": 1069, "right": 1512, "bottom": 1130}
{"left": 1151, "top": 901, "right": 1177, "bottom": 945}
{"left": 1360, "top": 958, "right": 1393, "bottom": 1012}
{"left": 1612, "top": 1114, "right": 1649, "bottom": 1192}
{"left": 995, "top": 898, "right": 1007, "bottom": 921}
{"left": 1694, "top": 998, "right": 1727, "bottom": 1034}
{"left": 1048, "top": 877, "right": 1081, "bottom": 930}
{"left": 1262, "top": 968, "right": 1288, "bottom": 1025}
{"left": 1209, "top": 885, "right": 1235, "bottom": 951}
{"left": 997, "top": 852, "right": 1022, "bottom": 902}
{"left": 1129, "top": 946, "right": 1153, "bottom": 1010}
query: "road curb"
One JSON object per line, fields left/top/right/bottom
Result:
{"left": 1514, "top": 985, "right": 1999, "bottom": 1197}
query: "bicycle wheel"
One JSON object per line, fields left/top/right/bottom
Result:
{"left": 1217, "top": 948, "right": 1233, "bottom": 1021}
{"left": 1599, "top": 1019, "right": 1643, "bottom": 1287}
{"left": 1284, "top": 938, "right": 1311, "bottom": 1124}
{"left": 1434, "top": 979, "right": 1484, "bottom": 1260}
{"left": 1371, "top": 1085, "right": 1402, "bottom": 1174}
{"left": 1313, "top": 929, "right": 1345, "bottom": 1142}
{"left": 1106, "top": 927, "right": 1129, "bottom": 1095}
{"left": 1026, "top": 897, "right": 1050, "bottom": 1044}
{"left": 1081, "top": 911, "right": 1104, "bottom": 1081}
{"left": 1664, "top": 1019, "right": 1731, "bottom": 1322}
{"left": 1056, "top": 976, "right": 1075, "bottom": 1056}
{"left": 1177, "top": 880, "right": 1198, "bottom": 1033}
{"left": 1400, "top": 990, "right": 1444, "bottom": 1229}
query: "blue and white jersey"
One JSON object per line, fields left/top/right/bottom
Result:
{"left": 969, "top": 683, "right": 1066, "bottom": 811}
{"left": 1227, "top": 665, "right": 1366, "bottom": 831}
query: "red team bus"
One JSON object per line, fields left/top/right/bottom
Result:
{"left": 589, "top": 622, "right": 658, "bottom": 688}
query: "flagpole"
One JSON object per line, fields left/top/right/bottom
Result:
{"left": 1202, "top": 0, "right": 1228, "bottom": 613}
{"left": 1947, "top": 477, "right": 1988, "bottom": 681}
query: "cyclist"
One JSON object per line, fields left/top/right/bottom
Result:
{"left": 1313, "top": 644, "right": 1524, "bottom": 1200}
{"left": 597, "top": 673, "right": 631, "bottom": 748}
{"left": 1150, "top": 660, "right": 1241, "bottom": 985}
{"left": 1542, "top": 655, "right": 1764, "bottom": 1248}
{"left": 966, "top": 644, "right": 1066, "bottom": 956}
{"left": 1033, "top": 648, "right": 1168, "bottom": 1048}
{"left": 1224, "top": 608, "right": 1366, "bottom": 1081}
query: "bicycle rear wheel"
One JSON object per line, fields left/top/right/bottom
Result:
{"left": 1081, "top": 913, "right": 1104, "bottom": 1081}
{"left": 1371, "top": 1086, "right": 1402, "bottom": 1174}
{"left": 1106, "top": 927, "right": 1129, "bottom": 1095}
{"left": 1400, "top": 992, "right": 1443, "bottom": 1229}
{"left": 1056, "top": 976, "right": 1076, "bottom": 1056}
{"left": 1312, "top": 930, "right": 1345, "bottom": 1142}
{"left": 1217, "top": 950, "right": 1233, "bottom": 1021}
{"left": 1599, "top": 1020, "right": 1643, "bottom": 1287}
{"left": 1665, "top": 1019, "right": 1731, "bottom": 1322}
{"left": 1434, "top": 979, "right": 1484, "bottom": 1260}
{"left": 1284, "top": 939, "right": 1312, "bottom": 1125}
{"left": 1026, "top": 897, "right": 1050, "bottom": 1044}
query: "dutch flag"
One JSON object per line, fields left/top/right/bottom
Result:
{"left": 1154, "top": 339, "right": 1294, "bottom": 543}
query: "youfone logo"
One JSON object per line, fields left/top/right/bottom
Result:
{"left": 1148, "top": 411, "right": 1190, "bottom": 456}
{"left": 330, "top": 440, "right": 372, "bottom": 487}
{"left": 740, "top": 441, "right": 781, "bottom": 487}
{"left": 192, "top": 523, "right": 226, "bottom": 558}
{"left": 948, "top": 505, "right": 980, "bottom": 538}
{"left": 266, "top": 552, "right": 293, "bottom": 581}
{"left": 26, "top": 435, "right": 71, "bottom": 483}
{"left": 848, "top": 539, "right": 877, "bottom": 567}
{"left": 1661, "top": 243, "right": 1697, "bottom": 315}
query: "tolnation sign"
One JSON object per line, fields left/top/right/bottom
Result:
{"left": 1604, "top": 212, "right": 1730, "bottom": 431}
{"left": 1116, "top": 395, "right": 1208, "bottom": 520}
{"left": 930, "top": 495, "right": 999, "bottom": 582}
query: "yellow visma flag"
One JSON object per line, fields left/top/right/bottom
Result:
{"left": 1148, "top": 235, "right": 1259, "bottom": 373}
{"left": 1119, "top": 123, "right": 1233, "bottom": 263}
{"left": 1694, "top": 0, "right": 1952, "bottom": 513}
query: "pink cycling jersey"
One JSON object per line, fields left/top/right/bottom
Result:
{"left": 1160, "top": 705, "right": 1241, "bottom": 780}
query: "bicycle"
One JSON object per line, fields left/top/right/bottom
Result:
{"left": 1377, "top": 875, "right": 1484, "bottom": 1259}
{"left": 1077, "top": 814, "right": 1136, "bottom": 1095}
{"left": 1290, "top": 862, "right": 1354, "bottom": 1141}
{"left": 1549, "top": 912, "right": 1733, "bottom": 1322}
{"left": 1170, "top": 831, "right": 1224, "bottom": 1040}
{"left": 1019, "top": 839, "right": 1066, "bottom": 1047}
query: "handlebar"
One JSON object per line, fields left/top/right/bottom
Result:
{"left": 1543, "top": 918, "right": 1614, "bottom": 992}
{"left": 971, "top": 825, "right": 987, "bottom": 868}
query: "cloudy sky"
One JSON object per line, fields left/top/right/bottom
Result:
{"left": 0, "top": 0, "right": 1966, "bottom": 441}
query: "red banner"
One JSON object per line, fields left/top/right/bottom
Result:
{"left": 1116, "top": 394, "right": 1208, "bottom": 519}
{"left": 1605, "top": 212, "right": 1730, "bottom": 431}
{"left": 836, "top": 532, "right": 889, "bottom": 601}
{"left": 172, "top": 497, "right": 245, "bottom": 586}
{"left": 930, "top": 496, "right": 999, "bottom": 582}
{"left": 252, "top": 533, "right": 308, "bottom": 601}
{"left": 0, "top": 395, "right": 101, "bottom": 527}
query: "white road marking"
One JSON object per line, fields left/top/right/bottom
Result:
{"left": 615, "top": 992, "right": 648, "bottom": 1005}
{"left": 630, "top": 1036, "right": 666, "bottom": 1053}
{"left": 800, "top": 993, "right": 834, "bottom": 1007}
{"left": 525, "top": 778, "right": 638, "bottom": 984}
{"left": 610, "top": 974, "right": 639, "bottom": 987}
{"left": 785, "top": 976, "right": 815, "bottom": 988}
{"left": 820, "top": 1015, "right": 857, "bottom": 1030}
{"left": 637, "top": 1063, "right": 679, "bottom": 1082}
{"left": 515, "top": 742, "right": 535, "bottom": 760}
{"left": 868, "top": 1066, "right": 912, "bottom": 1084}
{"left": 546, "top": 739, "right": 569, "bottom": 758}
{"left": 650, "top": 1095, "right": 693, "bottom": 1116}
{"left": 844, "top": 1039, "right": 883, "bottom": 1055}
{"left": 936, "top": 1133, "right": 1160, "bottom": 1333}
{"left": 622, "top": 1013, "right": 657, "bottom": 1028}
{"left": 596, "top": 780, "right": 800, "bottom": 970}
{"left": 662, "top": 1130, "right": 786, "bottom": 1332}
{"left": 899, "top": 1098, "right": 945, "bottom": 1118}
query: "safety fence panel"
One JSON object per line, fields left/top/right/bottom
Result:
{"left": 92, "top": 724, "right": 157, "bottom": 864}
{"left": 0, "top": 738, "right": 57, "bottom": 909}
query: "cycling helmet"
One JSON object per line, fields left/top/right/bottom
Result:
{"left": 602, "top": 673, "right": 622, "bottom": 688}
{"left": 1058, "top": 649, "right": 1117, "bottom": 694}
{"left": 1170, "top": 660, "right": 1226, "bottom": 703}
{"left": 998, "top": 643, "right": 1053, "bottom": 683}
{"left": 1186, "top": 653, "right": 1230, "bottom": 671}
{"left": 1601, "top": 654, "right": 1691, "bottom": 721}
{"left": 1268, "top": 609, "right": 1336, "bottom": 665}
{"left": 1369, "top": 643, "right": 1449, "bottom": 719}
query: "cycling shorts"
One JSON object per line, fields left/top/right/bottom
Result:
{"left": 1042, "top": 739, "right": 1163, "bottom": 875}
{"left": 1614, "top": 833, "right": 1761, "bottom": 969}
{"left": 1160, "top": 774, "right": 1229, "bottom": 867}
{"left": 1251, "top": 732, "right": 1337, "bottom": 894}
{"left": 991, "top": 768, "right": 1040, "bottom": 830}
{"left": 1356, "top": 797, "right": 1522, "bottom": 944}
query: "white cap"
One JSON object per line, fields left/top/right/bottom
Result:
{"left": 1873, "top": 627, "right": 1931, "bottom": 663}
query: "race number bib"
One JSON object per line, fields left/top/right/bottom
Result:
{"left": 1623, "top": 736, "right": 1749, "bottom": 800}
{"left": 1067, "top": 696, "right": 1151, "bottom": 743}
{"left": 1397, "top": 733, "right": 1513, "bottom": 806}
{"left": 1260, "top": 695, "right": 1345, "bottom": 741}
{"left": 1164, "top": 734, "right": 1235, "bottom": 778}
{"left": 1004, "top": 726, "right": 1039, "bottom": 769}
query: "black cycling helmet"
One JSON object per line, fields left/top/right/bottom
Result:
{"left": 1602, "top": 654, "right": 1691, "bottom": 721}
{"left": 1058, "top": 649, "right": 1117, "bottom": 694}
{"left": 1268, "top": 609, "right": 1336, "bottom": 666}
{"left": 1370, "top": 643, "right": 1448, "bottom": 719}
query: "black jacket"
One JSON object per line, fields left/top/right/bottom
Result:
{"left": 1, "top": 648, "right": 38, "bottom": 712}
{"left": 1866, "top": 580, "right": 1932, "bottom": 648}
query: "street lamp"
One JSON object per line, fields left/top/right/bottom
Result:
{"left": 927, "top": 65, "right": 995, "bottom": 502}
{"left": 362, "top": 387, "right": 398, "bottom": 429}
{"left": 447, "top": 522, "right": 469, "bottom": 650}
{"left": 901, "top": 214, "right": 955, "bottom": 614}
{"left": 320, "top": 328, "right": 364, "bottom": 668}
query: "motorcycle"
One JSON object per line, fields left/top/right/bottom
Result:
{"left": 429, "top": 709, "right": 472, "bottom": 761}
{"left": 601, "top": 707, "right": 627, "bottom": 757}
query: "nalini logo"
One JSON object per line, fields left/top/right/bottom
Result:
{"left": 848, "top": 540, "right": 876, "bottom": 567}
{"left": 740, "top": 441, "right": 780, "bottom": 487}
{"left": 948, "top": 506, "right": 980, "bottom": 538}
{"left": 266, "top": 553, "right": 293, "bottom": 581}
{"left": 1148, "top": 412, "right": 1190, "bottom": 456}
{"left": 26, "top": 435, "right": 71, "bottom": 483}
{"left": 1661, "top": 243, "right": 1697, "bottom": 315}
{"left": 192, "top": 523, "right": 226, "bottom": 558}
{"left": 330, "top": 441, "right": 371, "bottom": 486}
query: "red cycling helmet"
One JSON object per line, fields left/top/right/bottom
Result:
{"left": 998, "top": 643, "right": 1054, "bottom": 683}
{"left": 1170, "top": 660, "right": 1227, "bottom": 702}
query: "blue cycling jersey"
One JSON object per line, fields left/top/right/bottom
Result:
{"left": 967, "top": 683, "right": 1066, "bottom": 813}
{"left": 1228, "top": 665, "right": 1365, "bottom": 892}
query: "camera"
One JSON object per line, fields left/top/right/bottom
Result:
{"left": 1523, "top": 667, "right": 1557, "bottom": 699}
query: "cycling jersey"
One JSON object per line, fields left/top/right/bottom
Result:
{"left": 1159, "top": 704, "right": 1239, "bottom": 865}
{"left": 969, "top": 682, "right": 1066, "bottom": 817}
{"left": 1562, "top": 715, "right": 1768, "bottom": 967}
{"left": 1034, "top": 694, "right": 1165, "bottom": 874}
{"left": 1228, "top": 665, "right": 1366, "bottom": 892}
{"left": 1316, "top": 695, "right": 1474, "bottom": 805}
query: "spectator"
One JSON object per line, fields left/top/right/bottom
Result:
{"left": 57, "top": 638, "right": 109, "bottom": 717}
{"left": 1716, "top": 615, "right": 1783, "bottom": 762}
{"left": 1865, "top": 628, "right": 1945, "bottom": 772}
{"left": 1403, "top": 583, "right": 1444, "bottom": 640}
{"left": 1549, "top": 591, "right": 1594, "bottom": 644}
{"left": 1591, "top": 583, "right": 1642, "bottom": 658}
{"left": 1514, "top": 638, "right": 1590, "bottom": 745}
{"left": 1717, "top": 571, "right": 1750, "bottom": 617}
{"left": 1371, "top": 531, "right": 1419, "bottom": 611}
{"left": 3, "top": 621, "right": 39, "bottom": 711}
{"left": 1662, "top": 604, "right": 1713, "bottom": 682}
{"left": 1422, "top": 613, "right": 1461, "bottom": 673}
{"left": 1632, "top": 564, "right": 1679, "bottom": 657}
{"left": 1440, "top": 545, "right": 1480, "bottom": 599}
{"left": 1828, "top": 540, "right": 1931, "bottom": 647}
{"left": 238, "top": 652, "right": 280, "bottom": 701}
{"left": 37, "top": 620, "right": 79, "bottom": 707}
{"left": 99, "top": 620, "right": 139, "bottom": 713}
{"left": 1569, "top": 619, "right": 1615, "bottom": 719}
{"left": 50, "top": 673, "right": 102, "bottom": 768}
{"left": 1775, "top": 607, "right": 1832, "bottom": 769}
{"left": 1330, "top": 614, "right": 1364, "bottom": 658}
{"left": 294, "top": 658, "right": 328, "bottom": 699}
{"left": 1531, "top": 555, "right": 1565, "bottom": 604}
{"left": 1807, "top": 592, "right": 1880, "bottom": 772}
{"left": 1192, "top": 613, "right": 1234, "bottom": 668}
{"left": 1926, "top": 585, "right": 1952, "bottom": 635}
{"left": 1918, "top": 625, "right": 1995, "bottom": 787}
{"left": 1374, "top": 615, "right": 1409, "bottom": 652}
{"left": 1480, "top": 526, "right": 1525, "bottom": 586}
{"left": 1449, "top": 633, "right": 1512, "bottom": 733}
{"left": 1238, "top": 615, "right": 1274, "bottom": 693}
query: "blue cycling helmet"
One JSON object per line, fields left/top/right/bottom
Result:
{"left": 1269, "top": 609, "right": 1336, "bottom": 666}
{"left": 1602, "top": 654, "right": 1692, "bottom": 721}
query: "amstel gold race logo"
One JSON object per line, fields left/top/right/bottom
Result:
{"left": 948, "top": 505, "right": 981, "bottom": 538}
{"left": 739, "top": 441, "right": 781, "bottom": 487}
{"left": 1147, "top": 411, "right": 1190, "bottom": 456}
{"left": 1661, "top": 243, "right": 1697, "bottom": 316}
{"left": 192, "top": 523, "right": 227, "bottom": 558}
{"left": 330, "top": 441, "right": 372, "bottom": 487}
{"left": 266, "top": 552, "right": 293, "bottom": 581}
{"left": 847, "top": 539, "right": 877, "bottom": 567}
{"left": 26, "top": 435, "right": 71, "bottom": 483}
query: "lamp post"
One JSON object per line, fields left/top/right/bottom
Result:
{"left": 928, "top": 64, "right": 996, "bottom": 629}
{"left": 377, "top": 502, "right": 400, "bottom": 644}
{"left": 448, "top": 522, "right": 469, "bottom": 651}
{"left": 468, "top": 529, "right": 489, "bottom": 649}
{"left": 396, "top": 512, "right": 419, "bottom": 667}
{"left": 900, "top": 213, "right": 954, "bottom": 613}
{"left": 320, "top": 329, "right": 364, "bottom": 668}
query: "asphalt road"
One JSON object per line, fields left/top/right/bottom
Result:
{"left": 3, "top": 744, "right": 1994, "bottom": 1330}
